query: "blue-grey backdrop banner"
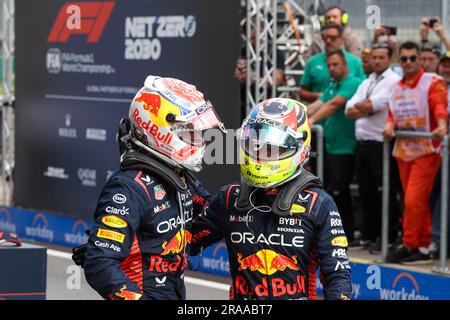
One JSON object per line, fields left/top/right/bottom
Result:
{"left": 15, "top": 0, "right": 241, "bottom": 219}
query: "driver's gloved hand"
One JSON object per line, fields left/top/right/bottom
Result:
{"left": 71, "top": 230, "right": 90, "bottom": 268}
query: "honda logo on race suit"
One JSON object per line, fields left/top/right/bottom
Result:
{"left": 48, "top": 1, "right": 115, "bottom": 43}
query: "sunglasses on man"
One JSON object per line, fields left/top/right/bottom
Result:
{"left": 400, "top": 55, "right": 418, "bottom": 63}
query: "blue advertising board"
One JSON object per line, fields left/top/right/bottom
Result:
{"left": 4, "top": 205, "right": 450, "bottom": 300}
{"left": 316, "top": 260, "right": 450, "bottom": 300}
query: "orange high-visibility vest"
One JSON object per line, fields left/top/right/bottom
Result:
{"left": 389, "top": 73, "right": 439, "bottom": 161}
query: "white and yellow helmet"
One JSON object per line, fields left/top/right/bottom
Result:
{"left": 239, "top": 98, "right": 311, "bottom": 188}
{"left": 129, "top": 75, "right": 225, "bottom": 172}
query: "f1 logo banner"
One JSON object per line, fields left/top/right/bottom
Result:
{"left": 47, "top": 2, "right": 115, "bottom": 43}
{"left": 15, "top": 0, "right": 241, "bottom": 219}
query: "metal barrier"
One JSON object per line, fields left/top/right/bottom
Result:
{"left": 311, "top": 124, "right": 324, "bottom": 181}
{"left": 382, "top": 131, "right": 449, "bottom": 274}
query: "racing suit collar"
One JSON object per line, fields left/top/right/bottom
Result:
{"left": 120, "top": 149, "right": 189, "bottom": 193}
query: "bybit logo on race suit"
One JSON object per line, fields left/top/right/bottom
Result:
{"left": 48, "top": 2, "right": 115, "bottom": 43}
{"left": 161, "top": 230, "right": 192, "bottom": 255}
{"left": 132, "top": 108, "right": 173, "bottom": 144}
{"left": 237, "top": 249, "right": 299, "bottom": 275}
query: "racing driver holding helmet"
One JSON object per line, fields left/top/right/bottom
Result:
{"left": 190, "top": 98, "right": 352, "bottom": 300}
{"left": 76, "top": 75, "right": 224, "bottom": 300}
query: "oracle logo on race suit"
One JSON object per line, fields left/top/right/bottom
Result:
{"left": 48, "top": 1, "right": 115, "bottom": 43}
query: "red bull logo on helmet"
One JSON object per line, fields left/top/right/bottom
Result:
{"left": 237, "top": 249, "right": 299, "bottom": 275}
{"left": 135, "top": 92, "right": 161, "bottom": 116}
{"left": 132, "top": 108, "right": 173, "bottom": 144}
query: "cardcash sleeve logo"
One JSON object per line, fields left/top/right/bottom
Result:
{"left": 97, "top": 228, "right": 125, "bottom": 243}
{"left": 102, "top": 215, "right": 128, "bottom": 228}
{"left": 124, "top": 15, "right": 197, "bottom": 61}
{"left": 331, "top": 236, "right": 348, "bottom": 247}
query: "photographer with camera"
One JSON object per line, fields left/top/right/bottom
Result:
{"left": 420, "top": 17, "right": 450, "bottom": 52}
{"left": 373, "top": 26, "right": 399, "bottom": 59}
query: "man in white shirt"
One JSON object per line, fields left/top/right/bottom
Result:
{"left": 345, "top": 43, "right": 401, "bottom": 250}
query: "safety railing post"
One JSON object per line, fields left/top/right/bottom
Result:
{"left": 311, "top": 124, "right": 324, "bottom": 181}
{"left": 437, "top": 134, "right": 449, "bottom": 273}
{"left": 382, "top": 139, "right": 390, "bottom": 261}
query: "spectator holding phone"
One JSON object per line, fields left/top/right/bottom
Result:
{"left": 373, "top": 26, "right": 399, "bottom": 60}
{"left": 420, "top": 17, "right": 450, "bottom": 52}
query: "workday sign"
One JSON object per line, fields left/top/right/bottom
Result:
{"left": 316, "top": 262, "right": 450, "bottom": 300}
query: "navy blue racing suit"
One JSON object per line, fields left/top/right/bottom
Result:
{"left": 84, "top": 161, "right": 209, "bottom": 300}
{"left": 191, "top": 182, "right": 352, "bottom": 300}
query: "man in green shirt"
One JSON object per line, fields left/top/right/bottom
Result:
{"left": 307, "top": 49, "right": 363, "bottom": 242}
{"left": 300, "top": 23, "right": 365, "bottom": 103}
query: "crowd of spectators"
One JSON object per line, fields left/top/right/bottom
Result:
{"left": 235, "top": 5, "right": 450, "bottom": 266}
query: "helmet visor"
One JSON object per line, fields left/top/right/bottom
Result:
{"left": 175, "top": 101, "right": 225, "bottom": 132}
{"left": 239, "top": 122, "right": 302, "bottom": 161}
{"left": 172, "top": 102, "right": 226, "bottom": 147}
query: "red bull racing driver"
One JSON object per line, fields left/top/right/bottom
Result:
{"left": 74, "top": 75, "right": 224, "bottom": 300}
{"left": 190, "top": 98, "right": 352, "bottom": 300}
